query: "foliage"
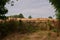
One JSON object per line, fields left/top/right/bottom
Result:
{"left": 49, "top": 0, "right": 60, "bottom": 19}
{"left": 52, "top": 28, "right": 57, "bottom": 32}
{"left": 18, "top": 13, "right": 24, "bottom": 18}
{"left": 28, "top": 15, "right": 32, "bottom": 19}
{"left": 0, "top": 20, "right": 19, "bottom": 40}
{"left": 56, "top": 12, "right": 60, "bottom": 19}
{"left": 48, "top": 16, "right": 52, "bottom": 19}
{"left": 49, "top": 0, "right": 60, "bottom": 11}
{"left": 18, "top": 20, "right": 38, "bottom": 34}
{"left": 9, "top": 13, "right": 25, "bottom": 18}
{"left": 0, "top": 20, "right": 39, "bottom": 39}
{"left": 25, "top": 21, "right": 38, "bottom": 33}
{"left": 0, "top": 19, "right": 57, "bottom": 40}
{"left": 0, "top": 0, "right": 18, "bottom": 20}
{"left": 6, "top": 20, "right": 19, "bottom": 32}
{"left": 0, "top": 0, "right": 9, "bottom": 20}
{"left": 0, "top": 21, "right": 9, "bottom": 40}
{"left": 49, "top": 0, "right": 60, "bottom": 35}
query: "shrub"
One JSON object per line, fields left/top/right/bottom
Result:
{"left": 0, "top": 21, "right": 9, "bottom": 40}
{"left": 52, "top": 28, "right": 57, "bottom": 32}
{"left": 0, "top": 20, "right": 19, "bottom": 40}
{"left": 18, "top": 20, "right": 38, "bottom": 34}
{"left": 6, "top": 20, "right": 19, "bottom": 33}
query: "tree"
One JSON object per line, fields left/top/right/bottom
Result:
{"left": 49, "top": 0, "right": 60, "bottom": 36}
{"left": 28, "top": 15, "right": 32, "bottom": 19}
{"left": 0, "top": 0, "right": 18, "bottom": 40}
{"left": 49, "top": 0, "right": 60, "bottom": 19}
{"left": 0, "top": 0, "right": 18, "bottom": 20}
{"left": 19, "top": 13, "right": 24, "bottom": 18}
{"left": 48, "top": 16, "right": 52, "bottom": 19}
{"left": 0, "top": 0, "right": 10, "bottom": 20}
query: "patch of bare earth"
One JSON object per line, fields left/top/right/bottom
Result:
{"left": 3, "top": 31, "right": 60, "bottom": 40}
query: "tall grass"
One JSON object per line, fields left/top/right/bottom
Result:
{"left": 0, "top": 19, "right": 57, "bottom": 40}
{"left": 0, "top": 20, "right": 40, "bottom": 40}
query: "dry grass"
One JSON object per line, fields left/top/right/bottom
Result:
{"left": 3, "top": 31, "right": 60, "bottom": 40}
{"left": 0, "top": 18, "right": 59, "bottom": 40}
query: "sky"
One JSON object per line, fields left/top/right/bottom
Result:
{"left": 5, "top": 0, "right": 55, "bottom": 18}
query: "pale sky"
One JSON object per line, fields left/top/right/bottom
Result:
{"left": 5, "top": 0, "right": 55, "bottom": 18}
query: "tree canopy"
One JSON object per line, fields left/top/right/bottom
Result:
{"left": 49, "top": 0, "right": 60, "bottom": 35}
{"left": 8, "top": 13, "right": 25, "bottom": 18}
{"left": 48, "top": 16, "right": 52, "bottom": 19}
{"left": 19, "top": 13, "right": 24, "bottom": 18}
{"left": 49, "top": 0, "right": 60, "bottom": 19}
{"left": 0, "top": 0, "right": 18, "bottom": 20}
{"left": 28, "top": 15, "right": 32, "bottom": 19}
{"left": 0, "top": 0, "right": 10, "bottom": 20}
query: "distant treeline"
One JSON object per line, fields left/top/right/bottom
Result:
{"left": 8, "top": 13, "right": 32, "bottom": 19}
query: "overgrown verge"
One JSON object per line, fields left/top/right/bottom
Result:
{"left": 0, "top": 19, "right": 57, "bottom": 40}
{"left": 0, "top": 20, "right": 39, "bottom": 40}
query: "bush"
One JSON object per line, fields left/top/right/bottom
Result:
{"left": 18, "top": 20, "right": 38, "bottom": 34}
{"left": 0, "top": 21, "right": 9, "bottom": 40}
{"left": 52, "top": 28, "right": 57, "bottom": 32}
{"left": 0, "top": 20, "right": 39, "bottom": 37}
{"left": 0, "top": 20, "right": 19, "bottom": 40}
{"left": 6, "top": 20, "right": 19, "bottom": 33}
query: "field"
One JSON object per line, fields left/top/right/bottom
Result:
{"left": 0, "top": 18, "right": 60, "bottom": 40}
